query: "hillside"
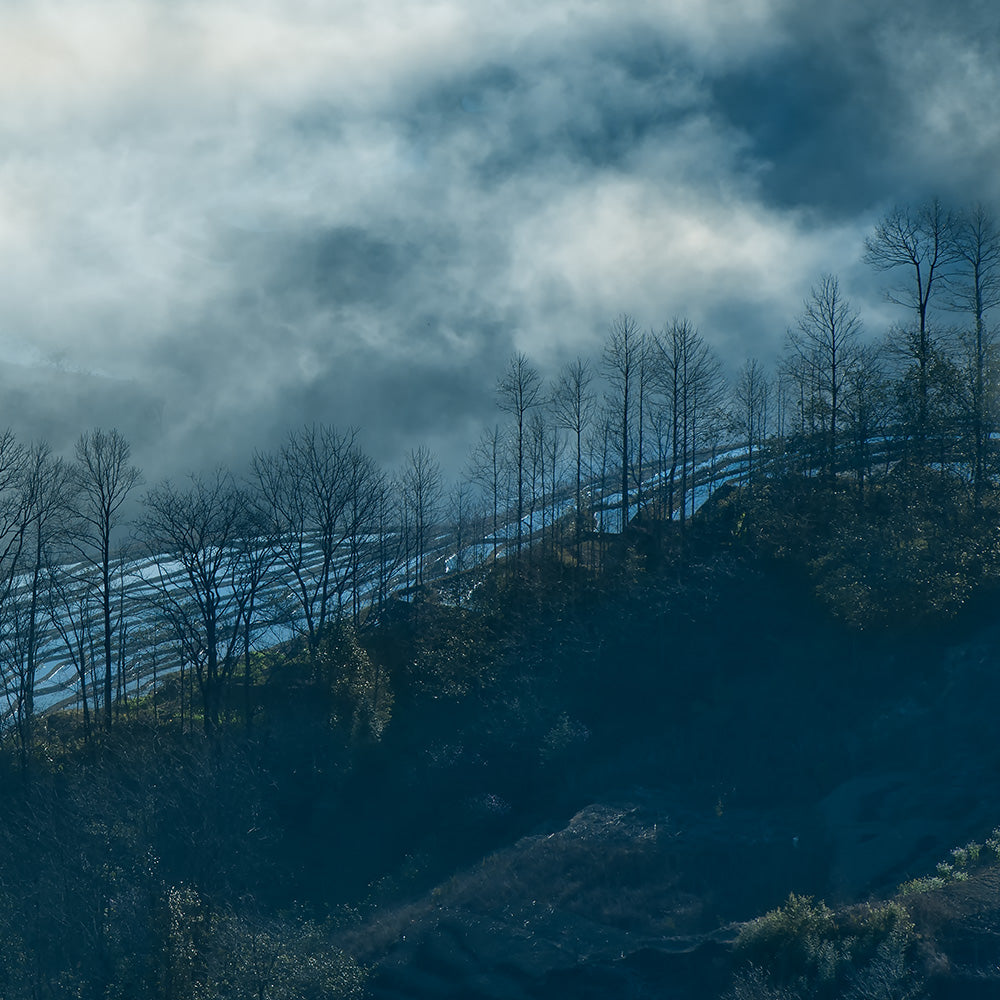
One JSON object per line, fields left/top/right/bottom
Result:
{"left": 3, "top": 472, "right": 1000, "bottom": 997}
{"left": 330, "top": 503, "right": 1000, "bottom": 999}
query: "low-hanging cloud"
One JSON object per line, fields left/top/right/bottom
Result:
{"left": 0, "top": 0, "right": 996, "bottom": 483}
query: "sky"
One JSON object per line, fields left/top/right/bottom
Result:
{"left": 2, "top": 0, "right": 999, "bottom": 484}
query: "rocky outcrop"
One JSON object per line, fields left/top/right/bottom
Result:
{"left": 338, "top": 800, "right": 821, "bottom": 999}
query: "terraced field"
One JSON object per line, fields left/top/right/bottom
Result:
{"left": 2, "top": 445, "right": 757, "bottom": 723}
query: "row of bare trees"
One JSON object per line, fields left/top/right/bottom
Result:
{"left": 468, "top": 202, "right": 1000, "bottom": 568}
{"left": 482, "top": 317, "right": 744, "bottom": 552}
{"left": 2, "top": 199, "right": 997, "bottom": 745}
{"left": 0, "top": 425, "right": 453, "bottom": 746}
{"left": 759, "top": 201, "right": 1000, "bottom": 493}
{"left": 0, "top": 429, "right": 139, "bottom": 760}
{"left": 135, "top": 429, "right": 451, "bottom": 735}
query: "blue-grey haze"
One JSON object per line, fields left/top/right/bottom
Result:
{"left": 0, "top": 0, "right": 997, "bottom": 482}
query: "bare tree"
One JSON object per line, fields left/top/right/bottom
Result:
{"left": 551, "top": 358, "right": 596, "bottom": 553}
{"left": 779, "top": 337, "right": 819, "bottom": 471}
{"left": 700, "top": 403, "right": 731, "bottom": 509}
{"left": 652, "top": 322, "right": 682, "bottom": 517}
{"left": 603, "top": 314, "right": 643, "bottom": 535}
{"left": 684, "top": 332, "right": 724, "bottom": 523}
{"left": 527, "top": 410, "right": 565, "bottom": 550}
{"left": 732, "top": 359, "right": 770, "bottom": 486}
{"left": 0, "top": 432, "right": 30, "bottom": 613}
{"left": 372, "top": 476, "right": 406, "bottom": 618}
{"left": 45, "top": 559, "right": 98, "bottom": 741}
{"left": 842, "top": 343, "right": 891, "bottom": 494}
{"left": 9, "top": 444, "right": 72, "bottom": 756}
{"left": 946, "top": 204, "right": 1000, "bottom": 491}
{"left": 884, "top": 322, "right": 960, "bottom": 463}
{"left": 631, "top": 332, "right": 655, "bottom": 517}
{"left": 446, "top": 480, "right": 475, "bottom": 585}
{"left": 497, "top": 353, "right": 542, "bottom": 557}
{"left": 864, "top": 200, "right": 956, "bottom": 447}
{"left": 544, "top": 417, "right": 566, "bottom": 554}
{"left": 646, "top": 403, "right": 672, "bottom": 519}
{"left": 786, "top": 275, "right": 862, "bottom": 477}
{"left": 586, "top": 402, "right": 616, "bottom": 556}
{"left": 527, "top": 411, "right": 545, "bottom": 546}
{"left": 653, "top": 319, "right": 724, "bottom": 525}
{"left": 140, "top": 470, "right": 249, "bottom": 733}
{"left": 253, "top": 425, "right": 362, "bottom": 666}
{"left": 342, "top": 448, "right": 383, "bottom": 627}
{"left": 468, "top": 424, "right": 508, "bottom": 566}
{"left": 402, "top": 445, "right": 442, "bottom": 589}
{"left": 232, "top": 491, "right": 281, "bottom": 727}
{"left": 73, "top": 428, "right": 142, "bottom": 732}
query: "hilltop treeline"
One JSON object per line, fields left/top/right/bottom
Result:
{"left": 1, "top": 199, "right": 999, "bottom": 762}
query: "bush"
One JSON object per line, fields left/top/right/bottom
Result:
{"left": 736, "top": 894, "right": 838, "bottom": 983}
{"left": 899, "top": 836, "right": 991, "bottom": 896}
{"left": 734, "top": 895, "right": 918, "bottom": 999}
{"left": 725, "top": 964, "right": 800, "bottom": 1000}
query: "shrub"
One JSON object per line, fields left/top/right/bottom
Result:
{"left": 736, "top": 894, "right": 837, "bottom": 983}
{"left": 725, "top": 964, "right": 800, "bottom": 1000}
{"left": 735, "top": 895, "right": 917, "bottom": 998}
{"left": 985, "top": 828, "right": 1000, "bottom": 858}
{"left": 899, "top": 835, "right": 991, "bottom": 896}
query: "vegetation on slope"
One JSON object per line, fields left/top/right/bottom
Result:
{"left": 2, "top": 462, "right": 1000, "bottom": 997}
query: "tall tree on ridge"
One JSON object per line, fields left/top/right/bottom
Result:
{"left": 497, "top": 352, "right": 542, "bottom": 558}
{"left": 140, "top": 470, "right": 249, "bottom": 733}
{"left": 842, "top": 342, "right": 890, "bottom": 494}
{"left": 74, "top": 428, "right": 141, "bottom": 732}
{"left": 653, "top": 319, "right": 723, "bottom": 526}
{"left": 551, "top": 358, "right": 596, "bottom": 556}
{"left": 11, "top": 444, "right": 72, "bottom": 757}
{"left": 786, "top": 274, "right": 862, "bottom": 478}
{"left": 603, "top": 314, "right": 643, "bottom": 536}
{"left": 864, "top": 199, "right": 956, "bottom": 451}
{"left": 947, "top": 204, "right": 1000, "bottom": 493}
{"left": 733, "top": 359, "right": 770, "bottom": 487}
{"left": 402, "top": 445, "right": 442, "bottom": 589}
{"left": 253, "top": 425, "right": 362, "bottom": 668}
{"left": 468, "top": 424, "right": 506, "bottom": 566}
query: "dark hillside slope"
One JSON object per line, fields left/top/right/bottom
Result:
{"left": 5, "top": 477, "right": 1000, "bottom": 998}
{"left": 322, "top": 518, "right": 1000, "bottom": 998}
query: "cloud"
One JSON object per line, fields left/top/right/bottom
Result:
{"left": 873, "top": 19, "right": 1000, "bottom": 205}
{"left": 0, "top": 0, "right": 995, "bottom": 482}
